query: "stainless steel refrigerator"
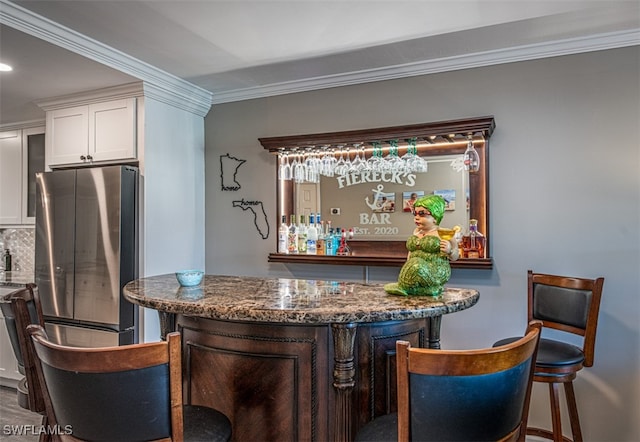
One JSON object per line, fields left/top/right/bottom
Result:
{"left": 35, "top": 165, "right": 138, "bottom": 347}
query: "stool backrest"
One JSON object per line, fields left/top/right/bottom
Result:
{"left": 527, "top": 270, "right": 604, "bottom": 367}
{"left": 28, "top": 325, "right": 185, "bottom": 441}
{"left": 397, "top": 321, "right": 542, "bottom": 442}
{"left": 0, "top": 284, "right": 46, "bottom": 412}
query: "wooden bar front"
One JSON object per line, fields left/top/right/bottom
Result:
{"left": 123, "top": 275, "right": 479, "bottom": 441}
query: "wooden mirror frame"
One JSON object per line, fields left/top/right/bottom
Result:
{"left": 260, "top": 116, "right": 495, "bottom": 269}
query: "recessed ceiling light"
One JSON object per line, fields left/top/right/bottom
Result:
{"left": 0, "top": 63, "right": 13, "bottom": 72}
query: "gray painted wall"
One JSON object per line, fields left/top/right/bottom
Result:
{"left": 205, "top": 46, "right": 639, "bottom": 441}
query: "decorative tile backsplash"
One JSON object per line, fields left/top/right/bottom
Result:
{"left": 0, "top": 228, "right": 35, "bottom": 274}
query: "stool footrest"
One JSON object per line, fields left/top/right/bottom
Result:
{"left": 16, "top": 377, "right": 29, "bottom": 410}
{"left": 527, "top": 426, "right": 574, "bottom": 442}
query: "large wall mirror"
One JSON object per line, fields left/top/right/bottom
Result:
{"left": 260, "top": 116, "right": 495, "bottom": 269}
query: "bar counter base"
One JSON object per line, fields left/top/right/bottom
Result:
{"left": 177, "top": 314, "right": 436, "bottom": 442}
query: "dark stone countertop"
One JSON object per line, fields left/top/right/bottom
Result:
{"left": 123, "top": 274, "right": 479, "bottom": 324}
{"left": 0, "top": 271, "right": 34, "bottom": 288}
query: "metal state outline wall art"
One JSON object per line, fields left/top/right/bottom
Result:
{"left": 220, "top": 153, "right": 270, "bottom": 239}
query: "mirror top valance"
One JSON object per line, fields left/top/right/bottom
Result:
{"left": 260, "top": 116, "right": 495, "bottom": 269}
{"left": 259, "top": 116, "right": 495, "bottom": 153}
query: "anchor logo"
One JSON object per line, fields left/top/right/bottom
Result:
{"left": 365, "top": 184, "right": 386, "bottom": 210}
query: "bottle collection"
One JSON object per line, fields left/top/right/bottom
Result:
{"left": 278, "top": 216, "right": 485, "bottom": 259}
{"left": 278, "top": 213, "right": 353, "bottom": 256}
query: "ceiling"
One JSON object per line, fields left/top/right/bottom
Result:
{"left": 1, "top": 0, "right": 639, "bottom": 125}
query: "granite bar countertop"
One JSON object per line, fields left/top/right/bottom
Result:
{"left": 123, "top": 274, "right": 479, "bottom": 324}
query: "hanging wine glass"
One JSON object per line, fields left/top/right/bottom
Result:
{"left": 405, "top": 138, "right": 428, "bottom": 173}
{"left": 401, "top": 138, "right": 417, "bottom": 172}
{"left": 350, "top": 143, "right": 366, "bottom": 172}
{"left": 303, "top": 147, "right": 317, "bottom": 182}
{"left": 291, "top": 149, "right": 305, "bottom": 183}
{"left": 412, "top": 154, "right": 428, "bottom": 173}
{"left": 343, "top": 147, "right": 352, "bottom": 173}
{"left": 384, "top": 140, "right": 404, "bottom": 173}
{"left": 297, "top": 151, "right": 308, "bottom": 183}
{"left": 320, "top": 145, "right": 336, "bottom": 177}
{"left": 379, "top": 142, "right": 391, "bottom": 172}
{"left": 278, "top": 150, "right": 292, "bottom": 180}
{"left": 367, "top": 142, "right": 382, "bottom": 172}
{"left": 361, "top": 144, "right": 371, "bottom": 171}
{"left": 307, "top": 147, "right": 322, "bottom": 183}
{"left": 463, "top": 136, "right": 480, "bottom": 172}
{"left": 313, "top": 146, "right": 323, "bottom": 180}
{"left": 334, "top": 145, "right": 348, "bottom": 176}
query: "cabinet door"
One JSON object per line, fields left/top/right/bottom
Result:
{"left": 0, "top": 318, "right": 21, "bottom": 382}
{"left": 0, "top": 289, "right": 21, "bottom": 383}
{"left": 21, "top": 127, "right": 45, "bottom": 224}
{"left": 0, "top": 131, "right": 22, "bottom": 225}
{"left": 47, "top": 105, "right": 89, "bottom": 166}
{"left": 89, "top": 98, "right": 136, "bottom": 162}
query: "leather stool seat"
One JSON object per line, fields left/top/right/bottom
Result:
{"left": 495, "top": 338, "right": 585, "bottom": 368}
{"left": 183, "top": 405, "right": 233, "bottom": 442}
{"left": 355, "top": 413, "right": 398, "bottom": 441}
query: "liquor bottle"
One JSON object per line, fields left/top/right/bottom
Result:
{"left": 332, "top": 228, "right": 341, "bottom": 256}
{"left": 3, "top": 249, "right": 11, "bottom": 272}
{"left": 278, "top": 215, "right": 288, "bottom": 254}
{"left": 315, "top": 212, "right": 322, "bottom": 251}
{"left": 306, "top": 214, "right": 318, "bottom": 255}
{"left": 455, "top": 227, "right": 464, "bottom": 258}
{"left": 297, "top": 215, "right": 308, "bottom": 254}
{"left": 316, "top": 220, "right": 325, "bottom": 256}
{"left": 337, "top": 229, "right": 351, "bottom": 256}
{"left": 287, "top": 214, "right": 299, "bottom": 254}
{"left": 325, "top": 222, "right": 334, "bottom": 256}
{"left": 462, "top": 219, "right": 485, "bottom": 259}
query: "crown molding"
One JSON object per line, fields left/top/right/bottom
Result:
{"left": 0, "top": 119, "right": 46, "bottom": 131}
{"left": 35, "top": 82, "right": 145, "bottom": 110}
{"left": 209, "top": 28, "right": 640, "bottom": 104}
{"left": 1, "top": 0, "right": 213, "bottom": 117}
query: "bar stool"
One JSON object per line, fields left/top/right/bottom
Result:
{"left": 356, "top": 321, "right": 542, "bottom": 442}
{"left": 0, "top": 285, "right": 48, "bottom": 419}
{"left": 494, "top": 270, "right": 604, "bottom": 442}
{"left": 26, "top": 325, "right": 232, "bottom": 442}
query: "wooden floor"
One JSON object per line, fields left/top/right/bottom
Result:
{"left": 0, "top": 386, "right": 41, "bottom": 442}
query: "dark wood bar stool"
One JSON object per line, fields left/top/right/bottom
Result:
{"left": 26, "top": 325, "right": 232, "bottom": 442}
{"left": 1, "top": 284, "right": 50, "bottom": 441}
{"left": 355, "top": 321, "right": 542, "bottom": 442}
{"left": 494, "top": 270, "right": 605, "bottom": 442}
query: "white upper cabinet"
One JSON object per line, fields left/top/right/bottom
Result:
{"left": 46, "top": 105, "right": 88, "bottom": 165}
{"left": 47, "top": 98, "right": 137, "bottom": 167}
{"left": 0, "top": 131, "right": 23, "bottom": 225}
{"left": 90, "top": 99, "right": 137, "bottom": 162}
{"left": 0, "top": 126, "right": 45, "bottom": 226}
